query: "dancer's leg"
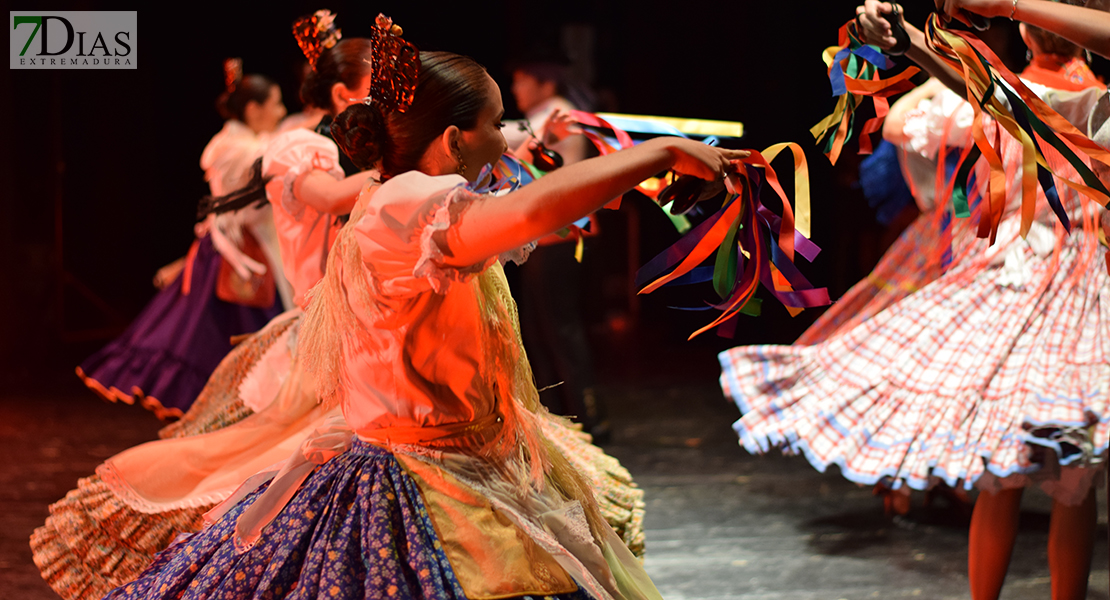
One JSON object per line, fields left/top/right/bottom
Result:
{"left": 968, "top": 488, "right": 1023, "bottom": 600}
{"left": 1048, "top": 487, "right": 1097, "bottom": 600}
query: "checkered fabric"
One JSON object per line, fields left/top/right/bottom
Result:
{"left": 796, "top": 206, "right": 948, "bottom": 346}
{"left": 721, "top": 126, "right": 1110, "bottom": 498}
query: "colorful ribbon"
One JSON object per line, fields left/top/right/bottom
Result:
{"left": 498, "top": 112, "right": 826, "bottom": 335}
{"left": 812, "top": 21, "right": 921, "bottom": 165}
{"left": 635, "top": 143, "right": 831, "bottom": 339}
{"left": 923, "top": 13, "right": 1110, "bottom": 239}
{"left": 570, "top": 110, "right": 740, "bottom": 210}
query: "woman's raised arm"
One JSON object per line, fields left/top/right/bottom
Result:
{"left": 936, "top": 0, "right": 1110, "bottom": 58}
{"left": 293, "top": 170, "right": 377, "bottom": 216}
{"left": 439, "top": 137, "right": 748, "bottom": 268}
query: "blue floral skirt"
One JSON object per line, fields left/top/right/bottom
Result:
{"left": 103, "top": 440, "right": 597, "bottom": 600}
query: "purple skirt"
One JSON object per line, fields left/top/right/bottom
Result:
{"left": 78, "top": 235, "right": 282, "bottom": 419}
{"left": 103, "top": 440, "right": 597, "bottom": 600}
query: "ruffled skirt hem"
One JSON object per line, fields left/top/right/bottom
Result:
{"left": 29, "top": 474, "right": 208, "bottom": 600}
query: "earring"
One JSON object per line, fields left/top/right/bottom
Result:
{"left": 455, "top": 152, "right": 467, "bottom": 176}
{"left": 1026, "top": 49, "right": 1032, "bottom": 62}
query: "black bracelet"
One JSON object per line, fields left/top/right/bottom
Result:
{"left": 884, "top": 4, "right": 912, "bottom": 56}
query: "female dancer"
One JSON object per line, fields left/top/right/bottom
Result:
{"left": 75, "top": 66, "right": 288, "bottom": 420}
{"left": 160, "top": 20, "right": 648, "bottom": 555}
{"left": 721, "top": 2, "right": 1110, "bottom": 599}
{"left": 157, "top": 14, "right": 649, "bottom": 555}
{"left": 100, "top": 47, "right": 743, "bottom": 600}
{"left": 32, "top": 16, "right": 650, "bottom": 600}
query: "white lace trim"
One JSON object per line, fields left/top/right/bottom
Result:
{"left": 559, "top": 500, "right": 596, "bottom": 548}
{"left": 278, "top": 169, "right": 307, "bottom": 221}
{"left": 499, "top": 241, "right": 536, "bottom": 267}
{"left": 412, "top": 185, "right": 496, "bottom": 294}
{"left": 96, "top": 461, "right": 232, "bottom": 515}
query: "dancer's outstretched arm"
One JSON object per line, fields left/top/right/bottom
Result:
{"left": 936, "top": 0, "right": 1110, "bottom": 57}
{"left": 441, "top": 137, "right": 748, "bottom": 267}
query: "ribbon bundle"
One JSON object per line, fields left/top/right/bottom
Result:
{"left": 923, "top": 13, "right": 1110, "bottom": 241}
{"left": 635, "top": 143, "right": 831, "bottom": 339}
{"left": 478, "top": 154, "right": 542, "bottom": 194}
{"left": 812, "top": 21, "right": 920, "bottom": 165}
{"left": 570, "top": 110, "right": 751, "bottom": 236}
{"left": 500, "top": 111, "right": 827, "bottom": 336}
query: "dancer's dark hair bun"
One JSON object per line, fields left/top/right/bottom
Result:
{"left": 332, "top": 102, "right": 390, "bottom": 170}
{"left": 331, "top": 51, "right": 490, "bottom": 179}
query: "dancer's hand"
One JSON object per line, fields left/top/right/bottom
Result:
{"left": 541, "top": 109, "right": 582, "bottom": 146}
{"left": 856, "top": 1, "right": 909, "bottom": 50}
{"left": 856, "top": 1, "right": 968, "bottom": 95}
{"left": 658, "top": 137, "right": 749, "bottom": 182}
{"left": 656, "top": 139, "right": 750, "bottom": 211}
{"left": 152, "top": 257, "right": 186, "bottom": 290}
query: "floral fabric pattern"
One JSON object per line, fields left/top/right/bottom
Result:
{"left": 104, "top": 440, "right": 598, "bottom": 600}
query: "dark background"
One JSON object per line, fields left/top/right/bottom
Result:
{"left": 3, "top": 1, "right": 1108, "bottom": 389}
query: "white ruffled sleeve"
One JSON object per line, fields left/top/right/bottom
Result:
{"left": 1086, "top": 91, "right": 1110, "bottom": 185}
{"left": 1041, "top": 86, "right": 1110, "bottom": 184}
{"left": 261, "top": 129, "right": 345, "bottom": 220}
{"left": 1040, "top": 86, "right": 1107, "bottom": 137}
{"left": 902, "top": 87, "right": 976, "bottom": 159}
{"left": 354, "top": 171, "right": 501, "bottom": 297}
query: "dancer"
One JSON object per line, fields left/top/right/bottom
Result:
{"left": 721, "top": 3, "right": 1109, "bottom": 599}
{"left": 505, "top": 53, "right": 592, "bottom": 163}
{"left": 76, "top": 63, "right": 288, "bottom": 420}
{"left": 32, "top": 15, "right": 653, "bottom": 600}
{"left": 199, "top": 61, "right": 295, "bottom": 311}
{"left": 168, "top": 17, "right": 647, "bottom": 553}
{"left": 100, "top": 34, "right": 743, "bottom": 598}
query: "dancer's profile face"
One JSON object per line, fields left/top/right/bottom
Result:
{"left": 455, "top": 74, "right": 509, "bottom": 180}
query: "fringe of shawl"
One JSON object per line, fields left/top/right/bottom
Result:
{"left": 297, "top": 189, "right": 609, "bottom": 547}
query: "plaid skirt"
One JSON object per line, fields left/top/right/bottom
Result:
{"left": 721, "top": 225, "right": 1110, "bottom": 502}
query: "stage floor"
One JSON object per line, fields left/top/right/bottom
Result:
{"left": 3, "top": 374, "right": 1107, "bottom": 599}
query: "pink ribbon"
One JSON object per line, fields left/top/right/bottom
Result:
{"left": 202, "top": 416, "right": 354, "bottom": 553}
